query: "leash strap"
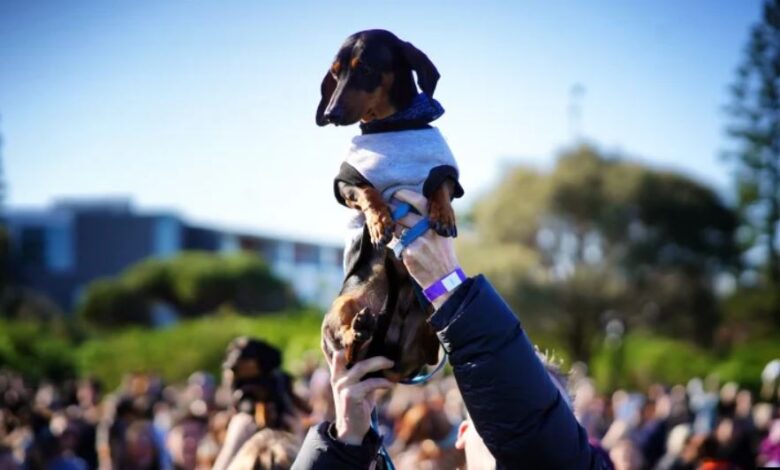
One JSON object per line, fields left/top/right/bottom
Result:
{"left": 400, "top": 350, "right": 449, "bottom": 385}
{"left": 371, "top": 408, "right": 396, "bottom": 470}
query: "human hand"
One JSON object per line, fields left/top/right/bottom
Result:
{"left": 212, "top": 411, "right": 258, "bottom": 470}
{"left": 392, "top": 189, "right": 462, "bottom": 309}
{"left": 326, "top": 350, "right": 394, "bottom": 445}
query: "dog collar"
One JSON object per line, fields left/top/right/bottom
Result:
{"left": 423, "top": 267, "right": 467, "bottom": 303}
{"left": 360, "top": 93, "right": 444, "bottom": 134}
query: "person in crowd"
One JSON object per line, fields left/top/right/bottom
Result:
{"left": 759, "top": 419, "right": 780, "bottom": 467}
{"left": 0, "top": 444, "right": 19, "bottom": 470}
{"left": 609, "top": 439, "right": 644, "bottom": 470}
{"left": 165, "top": 414, "right": 207, "bottom": 470}
{"left": 212, "top": 337, "right": 308, "bottom": 470}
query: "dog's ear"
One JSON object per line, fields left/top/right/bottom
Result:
{"left": 315, "top": 70, "right": 337, "bottom": 126}
{"left": 400, "top": 41, "right": 440, "bottom": 97}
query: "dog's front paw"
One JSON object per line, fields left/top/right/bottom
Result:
{"left": 366, "top": 206, "right": 394, "bottom": 249}
{"left": 429, "top": 199, "right": 457, "bottom": 238}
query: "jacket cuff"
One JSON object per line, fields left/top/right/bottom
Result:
{"left": 314, "top": 421, "right": 381, "bottom": 467}
{"left": 429, "top": 275, "right": 521, "bottom": 365}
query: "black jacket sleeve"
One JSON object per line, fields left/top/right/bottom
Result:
{"left": 429, "top": 275, "right": 612, "bottom": 470}
{"left": 291, "top": 422, "right": 381, "bottom": 470}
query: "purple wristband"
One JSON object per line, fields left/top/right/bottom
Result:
{"left": 423, "top": 268, "right": 467, "bottom": 303}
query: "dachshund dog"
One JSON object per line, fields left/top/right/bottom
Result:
{"left": 316, "top": 30, "right": 463, "bottom": 381}
{"left": 223, "top": 337, "right": 311, "bottom": 430}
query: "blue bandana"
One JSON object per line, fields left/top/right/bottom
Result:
{"left": 360, "top": 93, "right": 445, "bottom": 134}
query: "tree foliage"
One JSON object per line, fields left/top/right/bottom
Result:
{"left": 78, "top": 252, "right": 297, "bottom": 328}
{"left": 726, "top": 0, "right": 780, "bottom": 301}
{"left": 0, "top": 117, "right": 7, "bottom": 293}
{"left": 462, "top": 144, "right": 738, "bottom": 360}
{"left": 78, "top": 279, "right": 150, "bottom": 328}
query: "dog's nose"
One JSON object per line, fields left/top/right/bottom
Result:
{"left": 323, "top": 105, "right": 345, "bottom": 124}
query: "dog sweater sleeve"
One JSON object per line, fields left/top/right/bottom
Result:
{"left": 423, "top": 165, "right": 465, "bottom": 200}
{"left": 333, "top": 162, "right": 374, "bottom": 207}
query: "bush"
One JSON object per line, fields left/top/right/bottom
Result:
{"left": 712, "top": 338, "right": 780, "bottom": 390}
{"left": 165, "top": 252, "right": 295, "bottom": 315}
{"left": 122, "top": 258, "right": 173, "bottom": 302}
{"left": 77, "top": 310, "right": 322, "bottom": 389}
{"left": 78, "top": 279, "right": 151, "bottom": 327}
{"left": 0, "top": 319, "right": 78, "bottom": 382}
{"left": 721, "top": 287, "right": 780, "bottom": 341}
{"left": 77, "top": 252, "right": 298, "bottom": 327}
{"left": 591, "top": 332, "right": 716, "bottom": 391}
{"left": 590, "top": 331, "right": 780, "bottom": 392}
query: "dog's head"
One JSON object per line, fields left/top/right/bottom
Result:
{"left": 316, "top": 29, "right": 440, "bottom": 126}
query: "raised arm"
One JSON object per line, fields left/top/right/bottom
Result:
{"left": 393, "top": 190, "right": 610, "bottom": 470}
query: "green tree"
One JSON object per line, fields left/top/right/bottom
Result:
{"left": 78, "top": 279, "right": 151, "bottom": 328}
{"left": 463, "top": 145, "right": 738, "bottom": 360}
{"left": 726, "top": 0, "right": 780, "bottom": 309}
{"left": 78, "top": 252, "right": 298, "bottom": 327}
{"left": 0, "top": 114, "right": 6, "bottom": 212}
{"left": 0, "top": 117, "right": 7, "bottom": 292}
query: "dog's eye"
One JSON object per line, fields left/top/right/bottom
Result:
{"left": 354, "top": 63, "right": 373, "bottom": 76}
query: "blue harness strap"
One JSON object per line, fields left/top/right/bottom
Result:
{"left": 370, "top": 201, "right": 449, "bottom": 468}
{"left": 389, "top": 202, "right": 430, "bottom": 258}
{"left": 390, "top": 202, "right": 413, "bottom": 221}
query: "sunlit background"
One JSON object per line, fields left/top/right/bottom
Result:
{"left": 2, "top": 1, "right": 780, "bottom": 469}
{"left": 1, "top": 1, "right": 762, "bottom": 240}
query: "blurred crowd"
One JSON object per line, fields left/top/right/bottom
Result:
{"left": 572, "top": 361, "right": 780, "bottom": 470}
{"left": 0, "top": 337, "right": 778, "bottom": 470}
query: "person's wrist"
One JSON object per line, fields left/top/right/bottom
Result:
{"left": 335, "top": 420, "right": 367, "bottom": 445}
{"left": 424, "top": 266, "right": 466, "bottom": 309}
{"left": 418, "top": 257, "right": 459, "bottom": 288}
{"left": 431, "top": 289, "right": 455, "bottom": 310}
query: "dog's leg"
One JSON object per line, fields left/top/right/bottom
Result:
{"left": 345, "top": 307, "right": 376, "bottom": 365}
{"left": 324, "top": 294, "right": 376, "bottom": 366}
{"left": 428, "top": 179, "right": 457, "bottom": 237}
{"left": 338, "top": 182, "right": 394, "bottom": 248}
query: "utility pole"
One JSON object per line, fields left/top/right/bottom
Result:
{"left": 568, "top": 83, "right": 586, "bottom": 143}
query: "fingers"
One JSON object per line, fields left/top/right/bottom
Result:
{"left": 393, "top": 190, "right": 428, "bottom": 215}
{"left": 322, "top": 336, "right": 336, "bottom": 368}
{"left": 334, "top": 356, "right": 393, "bottom": 389}
{"left": 337, "top": 378, "right": 393, "bottom": 410}
{"left": 351, "top": 378, "right": 394, "bottom": 397}
{"left": 393, "top": 213, "right": 425, "bottom": 235}
{"left": 331, "top": 350, "right": 347, "bottom": 379}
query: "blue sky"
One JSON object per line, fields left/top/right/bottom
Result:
{"left": 0, "top": 1, "right": 763, "bottom": 242}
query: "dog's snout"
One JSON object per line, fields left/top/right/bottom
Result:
{"left": 323, "top": 105, "right": 346, "bottom": 125}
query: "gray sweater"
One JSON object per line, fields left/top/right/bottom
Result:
{"left": 339, "top": 127, "right": 460, "bottom": 231}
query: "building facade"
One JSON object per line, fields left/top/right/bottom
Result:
{"left": 5, "top": 199, "right": 343, "bottom": 311}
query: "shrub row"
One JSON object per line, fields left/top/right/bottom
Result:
{"left": 589, "top": 331, "right": 780, "bottom": 392}
{"left": 78, "top": 252, "right": 298, "bottom": 327}
{"left": 0, "top": 310, "right": 322, "bottom": 389}
{"left": 1, "top": 315, "right": 776, "bottom": 392}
